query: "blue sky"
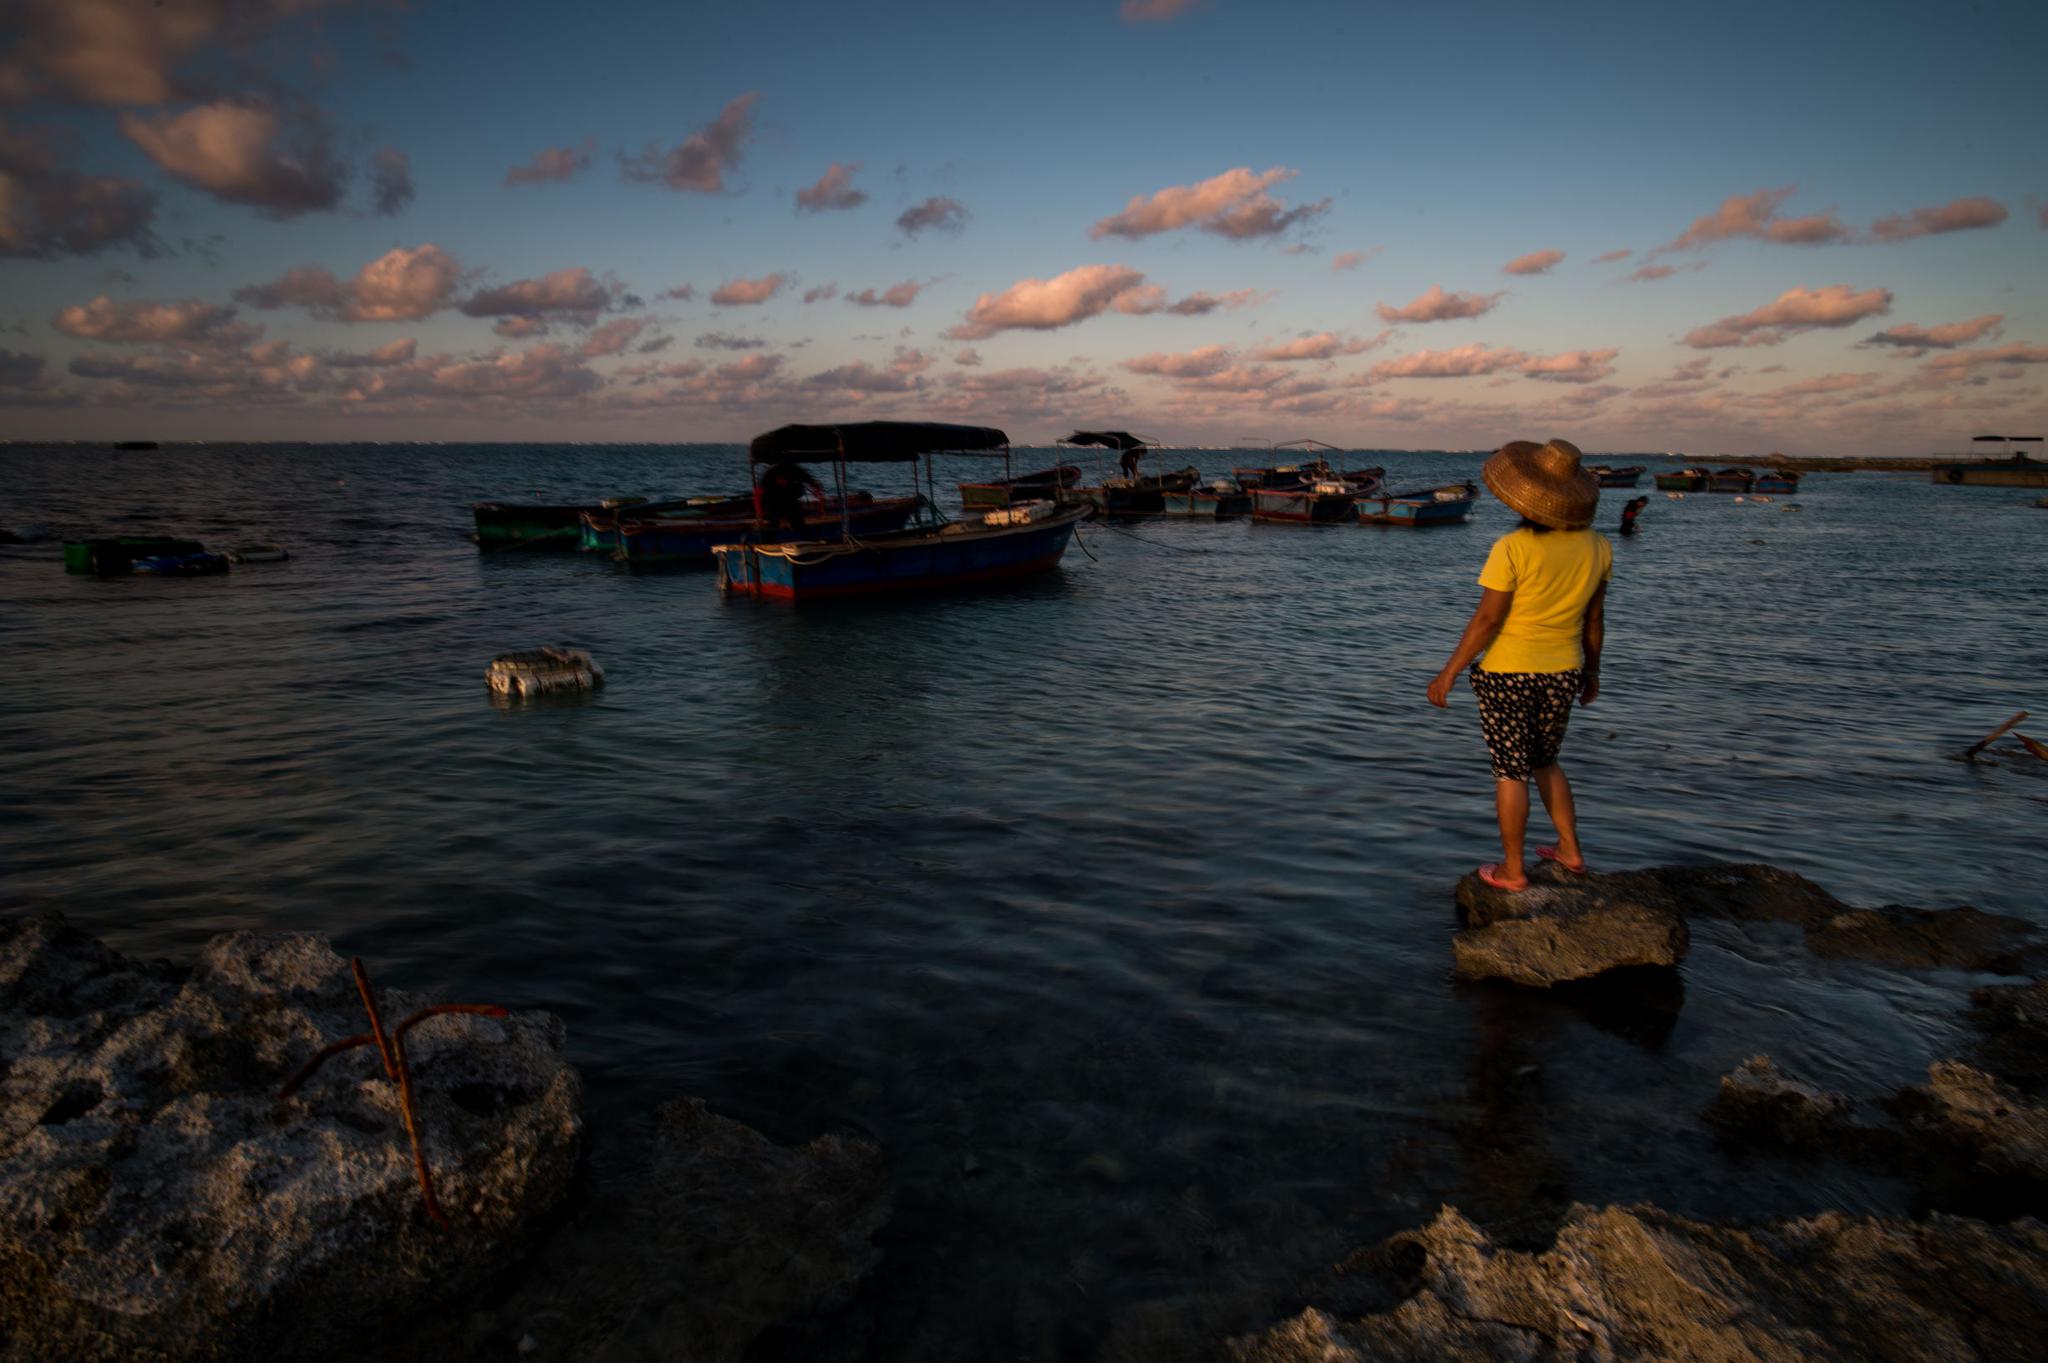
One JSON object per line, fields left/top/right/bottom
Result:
{"left": 2, "top": 0, "right": 2042, "bottom": 452}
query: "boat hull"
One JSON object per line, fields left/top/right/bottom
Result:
{"left": 1654, "top": 473, "right": 1706, "bottom": 491}
{"left": 1356, "top": 492, "right": 1477, "bottom": 526}
{"left": 1931, "top": 462, "right": 2048, "bottom": 488}
{"left": 958, "top": 465, "right": 1082, "bottom": 508}
{"left": 1161, "top": 488, "right": 1252, "bottom": 517}
{"left": 618, "top": 497, "right": 917, "bottom": 564}
{"left": 1706, "top": 472, "right": 1755, "bottom": 493}
{"left": 1596, "top": 468, "right": 1644, "bottom": 488}
{"left": 473, "top": 503, "right": 588, "bottom": 548}
{"left": 1250, "top": 488, "right": 1356, "bottom": 523}
{"left": 1752, "top": 475, "right": 1801, "bottom": 494}
{"left": 714, "top": 507, "right": 1088, "bottom": 600}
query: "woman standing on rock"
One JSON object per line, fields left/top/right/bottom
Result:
{"left": 1427, "top": 439, "right": 1609, "bottom": 892}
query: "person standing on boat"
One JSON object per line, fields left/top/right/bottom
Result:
{"left": 1426, "top": 439, "right": 1609, "bottom": 892}
{"left": 757, "top": 458, "right": 826, "bottom": 540}
{"left": 1119, "top": 444, "right": 1146, "bottom": 480}
{"left": 1619, "top": 495, "right": 1649, "bottom": 535}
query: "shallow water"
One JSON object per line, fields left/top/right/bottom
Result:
{"left": 3, "top": 443, "right": 2044, "bottom": 1357}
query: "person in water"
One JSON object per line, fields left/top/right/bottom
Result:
{"left": 1619, "top": 495, "right": 1649, "bottom": 535}
{"left": 757, "top": 458, "right": 826, "bottom": 540}
{"left": 1427, "top": 439, "right": 1610, "bottom": 892}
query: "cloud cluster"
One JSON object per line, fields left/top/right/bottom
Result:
{"left": 796, "top": 162, "right": 866, "bottom": 213}
{"left": 0, "top": 118, "right": 159, "bottom": 259}
{"left": 579, "top": 317, "right": 651, "bottom": 358}
{"left": 1331, "top": 248, "right": 1378, "bottom": 273}
{"left": 371, "top": 147, "right": 412, "bottom": 216}
{"left": 0, "top": 348, "right": 47, "bottom": 386}
{"left": 506, "top": 142, "right": 593, "bottom": 187}
{"left": 711, "top": 273, "right": 788, "bottom": 306}
{"left": 1090, "top": 167, "right": 1328, "bottom": 241}
{"left": 121, "top": 99, "right": 345, "bottom": 219}
{"left": 1682, "top": 284, "right": 1893, "bottom": 349}
{"left": 846, "top": 280, "right": 922, "bottom": 308}
{"left": 460, "top": 267, "right": 614, "bottom": 326}
{"left": 1862, "top": 314, "right": 2003, "bottom": 356}
{"left": 696, "top": 332, "right": 767, "bottom": 350}
{"left": 52, "top": 295, "right": 243, "bottom": 344}
{"left": 1593, "top": 248, "right": 1632, "bottom": 264}
{"left": 1165, "top": 289, "right": 1259, "bottom": 315}
{"left": 0, "top": 0, "right": 354, "bottom": 107}
{"left": 619, "top": 93, "right": 758, "bottom": 192}
{"left": 235, "top": 244, "right": 463, "bottom": 322}
{"left": 1869, "top": 196, "right": 2008, "bottom": 242}
{"left": 1375, "top": 285, "right": 1505, "bottom": 324}
{"left": 1249, "top": 331, "right": 1389, "bottom": 362}
{"left": 948, "top": 263, "right": 1164, "bottom": 338}
{"left": 897, "top": 196, "right": 968, "bottom": 237}
{"left": 1665, "top": 186, "right": 1849, "bottom": 250}
{"left": 1364, "top": 343, "right": 1618, "bottom": 385}
{"left": 1502, "top": 249, "right": 1565, "bottom": 276}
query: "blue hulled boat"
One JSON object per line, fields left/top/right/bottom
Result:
{"left": 1356, "top": 481, "right": 1480, "bottom": 526}
{"left": 617, "top": 496, "right": 917, "bottom": 565}
{"left": 714, "top": 421, "right": 1092, "bottom": 600}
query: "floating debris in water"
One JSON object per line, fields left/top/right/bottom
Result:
{"left": 227, "top": 544, "right": 289, "bottom": 563}
{"left": 487, "top": 647, "right": 604, "bottom": 699}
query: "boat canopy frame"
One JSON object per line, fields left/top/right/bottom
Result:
{"left": 746, "top": 420, "right": 1013, "bottom": 541}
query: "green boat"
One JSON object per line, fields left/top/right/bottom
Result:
{"left": 63, "top": 536, "right": 205, "bottom": 575}
{"left": 1654, "top": 468, "right": 1708, "bottom": 491}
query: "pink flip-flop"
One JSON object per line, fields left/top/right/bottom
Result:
{"left": 1536, "top": 846, "right": 1589, "bottom": 875}
{"left": 1477, "top": 864, "right": 1529, "bottom": 892}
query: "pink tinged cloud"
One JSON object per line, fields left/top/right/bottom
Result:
{"left": 1121, "top": 0, "right": 1201, "bottom": 22}
{"left": 460, "top": 267, "right": 613, "bottom": 322}
{"left": 427, "top": 343, "right": 604, "bottom": 401}
{"left": 1924, "top": 344, "right": 2048, "bottom": 376}
{"left": 121, "top": 100, "right": 345, "bottom": 218}
{"left": 0, "top": 0, "right": 343, "bottom": 107}
{"left": 1368, "top": 344, "right": 1530, "bottom": 380}
{"left": 580, "top": 317, "right": 651, "bottom": 358}
{"left": 619, "top": 93, "right": 759, "bottom": 192}
{"left": 896, "top": 196, "right": 969, "bottom": 237}
{"left": 1089, "top": 166, "right": 1329, "bottom": 241}
{"left": 801, "top": 360, "right": 924, "bottom": 394}
{"left": 493, "top": 316, "right": 547, "bottom": 339}
{"left": 1521, "top": 348, "right": 1621, "bottom": 384}
{"left": 0, "top": 116, "right": 160, "bottom": 260}
{"left": 234, "top": 243, "right": 462, "bottom": 322}
{"left": 1249, "top": 330, "right": 1390, "bottom": 362}
{"left": 659, "top": 283, "right": 696, "bottom": 302}
{"left": 1869, "top": 196, "right": 2009, "bottom": 242}
{"left": 1593, "top": 249, "right": 1632, "bottom": 264}
{"left": 1863, "top": 314, "right": 2004, "bottom": 353}
{"left": 711, "top": 273, "right": 788, "bottom": 306}
{"left": 716, "top": 353, "right": 783, "bottom": 383}
{"left": 796, "top": 162, "right": 867, "bottom": 213}
{"left": 947, "top": 264, "right": 1159, "bottom": 340}
{"left": 952, "top": 348, "right": 982, "bottom": 366}
{"left": 1374, "top": 285, "right": 1505, "bottom": 324}
{"left": 51, "top": 294, "right": 238, "bottom": 344}
{"left": 1629, "top": 264, "right": 1678, "bottom": 282}
{"left": 0, "top": 348, "right": 46, "bottom": 385}
{"left": 1164, "top": 289, "right": 1259, "bottom": 315}
{"left": 1665, "top": 186, "right": 1849, "bottom": 250}
{"left": 803, "top": 283, "right": 838, "bottom": 303}
{"left": 1121, "top": 344, "right": 1235, "bottom": 378}
{"left": 1502, "top": 249, "right": 1565, "bottom": 276}
{"left": 1682, "top": 284, "right": 1894, "bottom": 349}
{"left": 505, "top": 143, "right": 594, "bottom": 187}
{"left": 1330, "top": 248, "right": 1378, "bottom": 273}
{"left": 846, "top": 280, "right": 922, "bottom": 308}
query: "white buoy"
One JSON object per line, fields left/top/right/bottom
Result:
{"left": 487, "top": 647, "right": 604, "bottom": 699}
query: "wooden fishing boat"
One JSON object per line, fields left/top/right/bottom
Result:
{"left": 1098, "top": 466, "right": 1201, "bottom": 516}
{"left": 1588, "top": 464, "right": 1645, "bottom": 488}
{"left": 715, "top": 421, "right": 1092, "bottom": 600}
{"left": 578, "top": 493, "right": 753, "bottom": 552}
{"left": 1706, "top": 467, "right": 1756, "bottom": 493}
{"left": 1356, "top": 481, "right": 1480, "bottom": 526}
{"left": 1161, "top": 479, "right": 1253, "bottom": 517}
{"left": 618, "top": 495, "right": 917, "bottom": 565}
{"left": 1752, "top": 470, "right": 1802, "bottom": 494}
{"left": 1931, "top": 435, "right": 2048, "bottom": 487}
{"left": 1251, "top": 479, "right": 1358, "bottom": 524}
{"left": 958, "top": 464, "right": 1082, "bottom": 509}
{"left": 1654, "top": 467, "right": 1709, "bottom": 492}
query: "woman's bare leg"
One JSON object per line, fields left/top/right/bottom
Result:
{"left": 1531, "top": 764, "right": 1581, "bottom": 866}
{"left": 1494, "top": 778, "right": 1530, "bottom": 882}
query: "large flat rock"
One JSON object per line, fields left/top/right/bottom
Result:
{"left": 1453, "top": 864, "right": 1688, "bottom": 986}
{"left": 1, "top": 912, "right": 583, "bottom": 1363}
{"left": 1226, "top": 1203, "right": 2048, "bottom": 1362}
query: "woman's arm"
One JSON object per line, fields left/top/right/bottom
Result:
{"left": 1427, "top": 589, "right": 1513, "bottom": 707}
{"left": 1578, "top": 582, "right": 1607, "bottom": 706}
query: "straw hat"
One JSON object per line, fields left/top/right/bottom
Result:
{"left": 1482, "top": 438, "right": 1599, "bottom": 529}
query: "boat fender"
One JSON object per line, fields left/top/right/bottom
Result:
{"left": 1946, "top": 469, "right": 1964, "bottom": 484}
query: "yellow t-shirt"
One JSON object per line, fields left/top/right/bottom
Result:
{"left": 1475, "top": 527, "right": 1613, "bottom": 673}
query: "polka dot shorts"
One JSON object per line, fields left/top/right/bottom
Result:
{"left": 1468, "top": 667, "right": 1582, "bottom": 781}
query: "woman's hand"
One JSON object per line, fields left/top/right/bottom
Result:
{"left": 1427, "top": 668, "right": 1457, "bottom": 708}
{"left": 1579, "top": 669, "right": 1600, "bottom": 707}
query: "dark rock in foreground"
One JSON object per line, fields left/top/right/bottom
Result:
{"left": 1453, "top": 861, "right": 2041, "bottom": 987}
{"left": 1, "top": 912, "right": 583, "bottom": 1363}
{"left": 1971, "top": 978, "right": 2048, "bottom": 1091}
{"left": 1226, "top": 1204, "right": 2048, "bottom": 1362}
{"left": 1889, "top": 1061, "right": 2048, "bottom": 1187}
{"left": 1704, "top": 1055, "right": 1859, "bottom": 1150}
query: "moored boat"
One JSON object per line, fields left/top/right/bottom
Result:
{"left": 63, "top": 535, "right": 206, "bottom": 575}
{"left": 578, "top": 493, "right": 753, "bottom": 552}
{"left": 1161, "top": 479, "right": 1252, "bottom": 517}
{"left": 618, "top": 495, "right": 917, "bottom": 565}
{"left": 1250, "top": 479, "right": 1358, "bottom": 524}
{"left": 1099, "top": 466, "right": 1201, "bottom": 516}
{"left": 1356, "top": 481, "right": 1480, "bottom": 526}
{"left": 958, "top": 464, "right": 1082, "bottom": 509}
{"left": 1654, "top": 467, "right": 1709, "bottom": 492}
{"left": 1706, "top": 467, "right": 1756, "bottom": 493}
{"left": 1752, "top": 470, "right": 1802, "bottom": 494}
{"left": 1930, "top": 435, "right": 2048, "bottom": 487}
{"left": 715, "top": 421, "right": 1091, "bottom": 600}
{"left": 1588, "top": 464, "right": 1645, "bottom": 488}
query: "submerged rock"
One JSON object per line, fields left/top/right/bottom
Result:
{"left": 1452, "top": 862, "right": 2039, "bottom": 986}
{"left": 1970, "top": 978, "right": 2048, "bottom": 1091}
{"left": 1453, "top": 864, "right": 1688, "bottom": 986}
{"left": 1889, "top": 1061, "right": 2048, "bottom": 1187}
{"left": 0, "top": 911, "right": 582, "bottom": 1363}
{"left": 1704, "top": 1055, "right": 1859, "bottom": 1150}
{"left": 1225, "top": 1203, "right": 2048, "bottom": 1362}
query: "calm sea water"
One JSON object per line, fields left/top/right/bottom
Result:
{"left": 3, "top": 443, "right": 2044, "bottom": 1357}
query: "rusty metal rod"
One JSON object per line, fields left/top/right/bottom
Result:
{"left": 351, "top": 957, "right": 400, "bottom": 1081}
{"left": 278, "top": 1033, "right": 375, "bottom": 1100}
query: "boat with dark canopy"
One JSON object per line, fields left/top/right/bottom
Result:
{"left": 1058, "top": 430, "right": 1188, "bottom": 514}
{"left": 714, "top": 421, "right": 1092, "bottom": 600}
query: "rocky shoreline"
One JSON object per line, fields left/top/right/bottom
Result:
{"left": 7, "top": 859, "right": 2047, "bottom": 1360}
